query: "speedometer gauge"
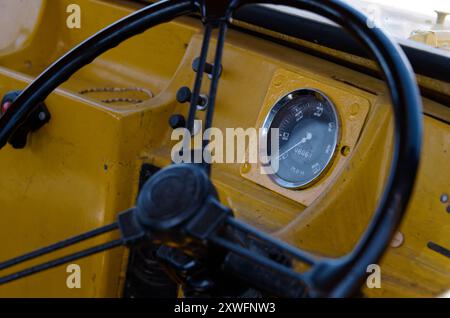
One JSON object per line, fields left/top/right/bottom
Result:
{"left": 263, "top": 89, "right": 340, "bottom": 189}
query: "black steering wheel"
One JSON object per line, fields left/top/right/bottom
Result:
{"left": 0, "top": 0, "right": 422, "bottom": 297}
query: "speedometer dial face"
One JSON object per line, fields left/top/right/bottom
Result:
{"left": 263, "top": 89, "right": 340, "bottom": 189}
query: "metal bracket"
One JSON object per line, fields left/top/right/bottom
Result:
{"left": 1, "top": 90, "right": 51, "bottom": 149}
{"left": 197, "top": 0, "right": 239, "bottom": 25}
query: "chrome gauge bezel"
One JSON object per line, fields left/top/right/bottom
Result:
{"left": 260, "top": 88, "right": 341, "bottom": 190}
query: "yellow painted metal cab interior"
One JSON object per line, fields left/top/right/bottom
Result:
{"left": 0, "top": 0, "right": 448, "bottom": 298}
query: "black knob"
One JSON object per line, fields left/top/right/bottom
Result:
{"left": 1, "top": 90, "right": 21, "bottom": 116}
{"left": 169, "top": 114, "right": 186, "bottom": 129}
{"left": 176, "top": 86, "right": 192, "bottom": 104}
{"left": 176, "top": 86, "right": 208, "bottom": 110}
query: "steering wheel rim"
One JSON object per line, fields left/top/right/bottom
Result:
{"left": 0, "top": 0, "right": 422, "bottom": 297}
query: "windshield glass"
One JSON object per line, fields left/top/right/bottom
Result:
{"left": 266, "top": 0, "right": 450, "bottom": 56}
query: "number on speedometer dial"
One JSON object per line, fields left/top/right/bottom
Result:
{"left": 263, "top": 89, "right": 340, "bottom": 189}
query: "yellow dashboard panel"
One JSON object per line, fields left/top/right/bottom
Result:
{"left": 241, "top": 68, "right": 370, "bottom": 206}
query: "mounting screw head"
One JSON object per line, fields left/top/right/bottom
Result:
{"left": 169, "top": 114, "right": 186, "bottom": 129}
{"left": 176, "top": 87, "right": 192, "bottom": 104}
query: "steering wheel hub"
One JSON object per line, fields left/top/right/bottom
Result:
{"left": 136, "top": 164, "right": 216, "bottom": 232}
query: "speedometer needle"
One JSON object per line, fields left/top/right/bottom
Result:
{"left": 276, "top": 132, "right": 312, "bottom": 160}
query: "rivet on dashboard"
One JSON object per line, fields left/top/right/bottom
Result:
{"left": 390, "top": 231, "right": 404, "bottom": 248}
{"left": 349, "top": 103, "right": 360, "bottom": 117}
{"left": 38, "top": 111, "right": 47, "bottom": 121}
{"left": 440, "top": 193, "right": 448, "bottom": 203}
